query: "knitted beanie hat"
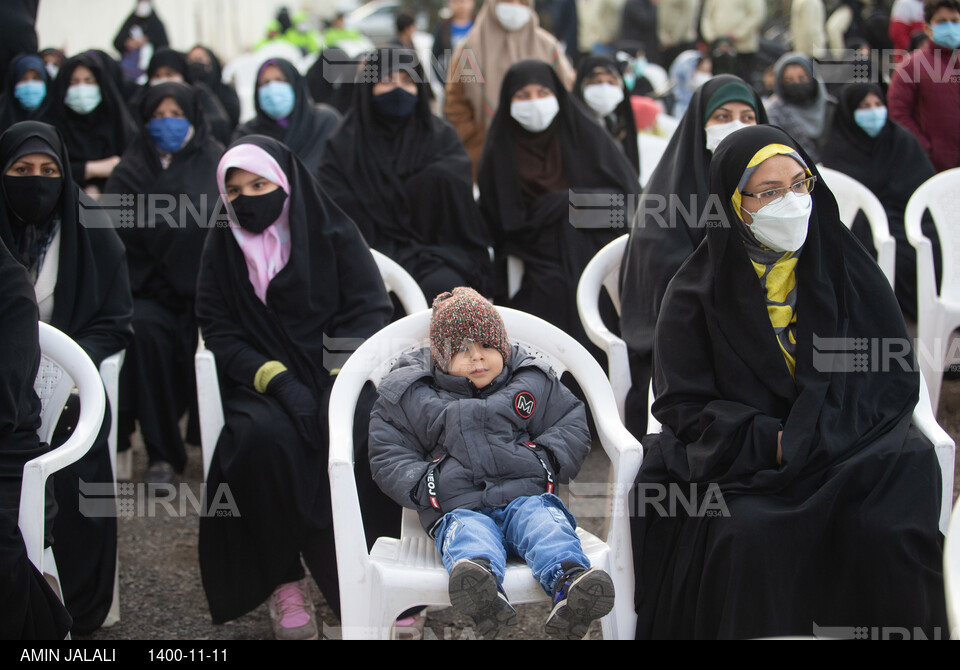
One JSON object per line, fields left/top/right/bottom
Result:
{"left": 430, "top": 287, "right": 510, "bottom": 371}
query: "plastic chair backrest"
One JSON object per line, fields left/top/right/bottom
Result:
{"left": 576, "top": 235, "right": 628, "bottom": 418}
{"left": 639, "top": 133, "right": 670, "bottom": 188}
{"left": 904, "top": 168, "right": 960, "bottom": 411}
{"left": 906, "top": 168, "right": 960, "bottom": 309}
{"left": 21, "top": 323, "right": 106, "bottom": 574}
{"left": 818, "top": 166, "right": 895, "bottom": 287}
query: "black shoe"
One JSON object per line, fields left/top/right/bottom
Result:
{"left": 143, "top": 460, "right": 175, "bottom": 485}
{"left": 544, "top": 562, "right": 615, "bottom": 640}
{"left": 448, "top": 558, "right": 517, "bottom": 639}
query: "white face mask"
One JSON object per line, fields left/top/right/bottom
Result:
{"left": 583, "top": 83, "right": 624, "bottom": 117}
{"left": 705, "top": 120, "right": 751, "bottom": 153}
{"left": 511, "top": 95, "right": 560, "bottom": 133}
{"left": 495, "top": 3, "right": 531, "bottom": 31}
{"left": 742, "top": 192, "right": 812, "bottom": 252}
{"left": 135, "top": 1, "right": 152, "bottom": 18}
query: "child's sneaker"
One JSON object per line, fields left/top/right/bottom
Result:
{"left": 268, "top": 579, "right": 319, "bottom": 640}
{"left": 448, "top": 558, "right": 518, "bottom": 639}
{"left": 544, "top": 562, "right": 615, "bottom": 640}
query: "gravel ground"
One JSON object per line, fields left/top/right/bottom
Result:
{"left": 73, "top": 379, "right": 960, "bottom": 642}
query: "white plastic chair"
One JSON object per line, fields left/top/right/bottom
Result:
{"left": 905, "top": 168, "right": 960, "bottom": 413}
{"left": 327, "top": 307, "right": 644, "bottom": 639}
{"left": 914, "top": 367, "right": 956, "bottom": 535}
{"left": 576, "top": 235, "right": 629, "bottom": 419}
{"left": 576, "top": 234, "right": 658, "bottom": 432}
{"left": 196, "top": 249, "right": 428, "bottom": 479}
{"left": 21, "top": 323, "right": 106, "bottom": 610}
{"left": 98, "top": 349, "right": 125, "bottom": 627}
{"left": 945, "top": 495, "right": 960, "bottom": 639}
{"left": 817, "top": 166, "right": 895, "bottom": 287}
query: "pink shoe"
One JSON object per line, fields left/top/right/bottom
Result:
{"left": 268, "top": 579, "right": 318, "bottom": 640}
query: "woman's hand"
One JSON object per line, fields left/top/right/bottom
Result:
{"left": 85, "top": 156, "right": 121, "bottom": 180}
{"left": 777, "top": 431, "right": 783, "bottom": 466}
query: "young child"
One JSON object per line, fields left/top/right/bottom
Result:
{"left": 368, "top": 287, "right": 615, "bottom": 639}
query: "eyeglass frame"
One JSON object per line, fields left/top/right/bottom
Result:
{"left": 741, "top": 175, "right": 817, "bottom": 207}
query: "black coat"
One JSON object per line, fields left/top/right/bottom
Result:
{"left": 631, "top": 125, "right": 947, "bottom": 639}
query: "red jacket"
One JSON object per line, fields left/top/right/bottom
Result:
{"left": 888, "top": 41, "right": 960, "bottom": 172}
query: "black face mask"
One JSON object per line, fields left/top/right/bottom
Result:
{"left": 371, "top": 87, "right": 419, "bottom": 120}
{"left": 781, "top": 80, "right": 819, "bottom": 105}
{"left": 227, "top": 188, "right": 287, "bottom": 234}
{"left": 2, "top": 175, "right": 63, "bottom": 226}
{"left": 187, "top": 61, "right": 211, "bottom": 85}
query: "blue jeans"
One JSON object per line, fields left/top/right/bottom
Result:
{"left": 433, "top": 493, "right": 588, "bottom": 595}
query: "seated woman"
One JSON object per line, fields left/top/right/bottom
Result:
{"left": 0, "top": 54, "right": 50, "bottom": 133}
{"left": 196, "top": 135, "right": 395, "bottom": 640}
{"left": 765, "top": 52, "right": 834, "bottom": 164}
{"left": 0, "top": 235, "right": 72, "bottom": 640}
{"left": 185, "top": 45, "right": 241, "bottom": 131}
{"left": 619, "top": 75, "right": 766, "bottom": 438}
{"left": 631, "top": 124, "right": 947, "bottom": 639}
{"left": 822, "top": 82, "right": 940, "bottom": 321}
{"left": 126, "top": 47, "right": 234, "bottom": 146}
{"left": 104, "top": 82, "right": 223, "bottom": 484}
{"left": 0, "top": 120, "right": 133, "bottom": 634}
{"left": 232, "top": 58, "right": 340, "bottom": 174}
{"left": 444, "top": 0, "right": 575, "bottom": 179}
{"left": 572, "top": 55, "right": 640, "bottom": 176}
{"left": 39, "top": 53, "right": 137, "bottom": 197}
{"left": 318, "top": 47, "right": 493, "bottom": 301}
{"left": 478, "top": 59, "right": 639, "bottom": 354}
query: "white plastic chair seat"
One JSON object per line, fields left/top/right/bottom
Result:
{"left": 817, "top": 166, "right": 895, "bottom": 287}
{"left": 329, "top": 307, "right": 643, "bottom": 639}
{"left": 196, "top": 249, "right": 428, "bottom": 479}
{"left": 21, "top": 323, "right": 106, "bottom": 614}
{"left": 365, "top": 527, "right": 610, "bottom": 624}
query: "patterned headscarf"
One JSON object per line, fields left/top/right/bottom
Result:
{"left": 730, "top": 142, "right": 813, "bottom": 376}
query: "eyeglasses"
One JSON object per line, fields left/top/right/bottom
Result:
{"left": 741, "top": 175, "right": 817, "bottom": 207}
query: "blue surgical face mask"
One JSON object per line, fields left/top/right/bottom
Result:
{"left": 64, "top": 83, "right": 101, "bottom": 115}
{"left": 853, "top": 106, "right": 887, "bottom": 138}
{"left": 932, "top": 21, "right": 960, "bottom": 49}
{"left": 258, "top": 81, "right": 295, "bottom": 120}
{"left": 371, "top": 86, "right": 419, "bottom": 119}
{"left": 147, "top": 116, "right": 192, "bottom": 153}
{"left": 15, "top": 80, "right": 46, "bottom": 110}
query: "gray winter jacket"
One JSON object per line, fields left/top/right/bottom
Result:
{"left": 368, "top": 344, "right": 590, "bottom": 535}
